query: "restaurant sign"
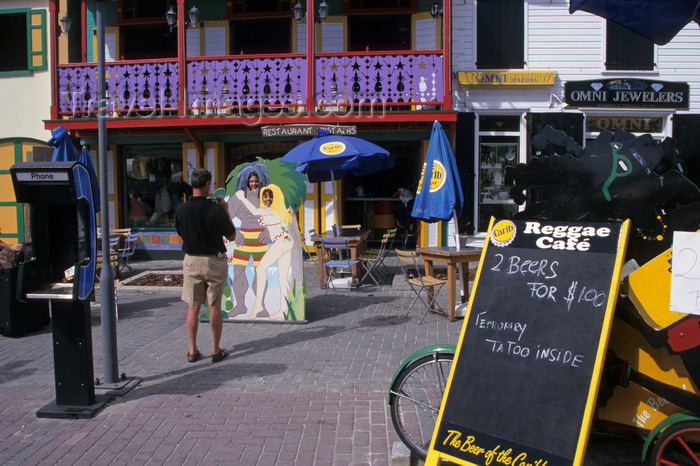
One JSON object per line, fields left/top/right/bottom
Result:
{"left": 457, "top": 70, "right": 556, "bottom": 86}
{"left": 261, "top": 124, "right": 357, "bottom": 137}
{"left": 564, "top": 79, "right": 689, "bottom": 109}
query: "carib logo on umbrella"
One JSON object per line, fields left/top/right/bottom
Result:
{"left": 320, "top": 141, "right": 346, "bottom": 155}
{"left": 416, "top": 160, "right": 446, "bottom": 193}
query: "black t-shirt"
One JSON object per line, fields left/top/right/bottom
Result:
{"left": 174, "top": 196, "right": 235, "bottom": 255}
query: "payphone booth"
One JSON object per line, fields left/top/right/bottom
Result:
{"left": 10, "top": 161, "right": 111, "bottom": 418}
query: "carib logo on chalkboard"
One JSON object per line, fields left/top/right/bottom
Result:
{"left": 490, "top": 219, "right": 516, "bottom": 247}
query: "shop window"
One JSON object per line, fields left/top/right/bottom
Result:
{"left": 526, "top": 113, "right": 584, "bottom": 149}
{"left": 606, "top": 21, "right": 654, "bottom": 71}
{"left": 477, "top": 137, "right": 519, "bottom": 231}
{"left": 231, "top": 19, "right": 291, "bottom": 54}
{"left": 123, "top": 147, "right": 191, "bottom": 229}
{"left": 346, "top": 0, "right": 413, "bottom": 8}
{"left": 230, "top": 1, "right": 292, "bottom": 14}
{"left": 121, "top": 25, "right": 177, "bottom": 60}
{"left": 672, "top": 115, "right": 700, "bottom": 188}
{"left": 0, "top": 9, "right": 46, "bottom": 74}
{"left": 479, "top": 115, "right": 520, "bottom": 132}
{"left": 348, "top": 15, "right": 411, "bottom": 51}
{"left": 476, "top": 0, "right": 524, "bottom": 69}
{"left": 120, "top": 0, "right": 170, "bottom": 21}
{"left": 586, "top": 116, "right": 663, "bottom": 135}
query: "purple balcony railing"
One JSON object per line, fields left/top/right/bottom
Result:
{"left": 56, "top": 52, "right": 444, "bottom": 117}
{"left": 186, "top": 55, "right": 307, "bottom": 114}
{"left": 314, "top": 52, "right": 443, "bottom": 108}
{"left": 58, "top": 60, "right": 179, "bottom": 117}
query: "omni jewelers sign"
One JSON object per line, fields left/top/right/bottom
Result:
{"left": 564, "top": 79, "right": 689, "bottom": 109}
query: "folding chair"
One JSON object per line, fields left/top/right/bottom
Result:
{"left": 359, "top": 231, "right": 392, "bottom": 285}
{"left": 378, "top": 228, "right": 398, "bottom": 275}
{"left": 118, "top": 232, "right": 140, "bottom": 275}
{"left": 321, "top": 237, "right": 360, "bottom": 294}
{"left": 395, "top": 249, "right": 448, "bottom": 324}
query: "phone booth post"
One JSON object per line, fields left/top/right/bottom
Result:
{"left": 10, "top": 161, "right": 112, "bottom": 419}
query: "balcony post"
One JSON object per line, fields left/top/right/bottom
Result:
{"left": 443, "top": 0, "right": 452, "bottom": 110}
{"left": 306, "top": 0, "right": 315, "bottom": 112}
{"left": 49, "top": 0, "right": 58, "bottom": 120}
{"left": 178, "top": 0, "right": 187, "bottom": 116}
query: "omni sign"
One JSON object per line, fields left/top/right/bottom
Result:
{"left": 564, "top": 79, "right": 689, "bottom": 109}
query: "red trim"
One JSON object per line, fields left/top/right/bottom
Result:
{"left": 58, "top": 57, "right": 179, "bottom": 68}
{"left": 44, "top": 111, "right": 458, "bottom": 131}
{"left": 186, "top": 53, "right": 306, "bottom": 62}
{"left": 315, "top": 49, "right": 441, "bottom": 57}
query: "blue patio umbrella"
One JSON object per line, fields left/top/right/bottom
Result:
{"left": 282, "top": 129, "right": 394, "bottom": 231}
{"left": 411, "top": 121, "right": 464, "bottom": 248}
{"left": 48, "top": 126, "right": 101, "bottom": 214}
{"left": 569, "top": 0, "right": 700, "bottom": 45}
{"left": 79, "top": 146, "right": 101, "bottom": 213}
{"left": 48, "top": 125, "right": 79, "bottom": 162}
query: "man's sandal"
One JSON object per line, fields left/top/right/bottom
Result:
{"left": 187, "top": 351, "right": 201, "bottom": 363}
{"left": 212, "top": 348, "right": 228, "bottom": 363}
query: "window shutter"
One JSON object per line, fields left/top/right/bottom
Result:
{"left": 606, "top": 21, "right": 654, "bottom": 71}
{"left": 477, "top": 0, "right": 524, "bottom": 69}
{"left": 27, "top": 9, "right": 46, "bottom": 71}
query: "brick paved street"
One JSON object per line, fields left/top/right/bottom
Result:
{"left": 0, "top": 257, "right": 645, "bottom": 465}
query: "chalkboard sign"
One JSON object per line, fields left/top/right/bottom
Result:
{"left": 426, "top": 218, "right": 630, "bottom": 466}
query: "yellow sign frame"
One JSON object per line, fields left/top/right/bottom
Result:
{"left": 457, "top": 70, "right": 556, "bottom": 86}
{"left": 425, "top": 218, "right": 630, "bottom": 466}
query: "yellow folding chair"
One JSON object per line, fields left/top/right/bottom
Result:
{"left": 395, "top": 249, "right": 448, "bottom": 323}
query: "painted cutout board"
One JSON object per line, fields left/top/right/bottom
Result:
{"left": 200, "top": 158, "right": 309, "bottom": 323}
{"left": 670, "top": 231, "right": 700, "bottom": 316}
{"left": 426, "top": 218, "right": 630, "bottom": 466}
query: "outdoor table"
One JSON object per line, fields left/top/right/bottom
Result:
{"left": 310, "top": 228, "right": 370, "bottom": 288}
{"left": 415, "top": 246, "right": 483, "bottom": 321}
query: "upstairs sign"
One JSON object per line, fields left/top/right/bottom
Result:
{"left": 426, "top": 218, "right": 630, "bottom": 466}
{"left": 261, "top": 124, "right": 357, "bottom": 137}
{"left": 564, "top": 79, "right": 689, "bottom": 109}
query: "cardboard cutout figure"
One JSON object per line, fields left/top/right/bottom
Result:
{"left": 202, "top": 158, "right": 307, "bottom": 322}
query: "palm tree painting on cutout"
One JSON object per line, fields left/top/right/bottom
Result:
{"left": 200, "top": 157, "right": 308, "bottom": 323}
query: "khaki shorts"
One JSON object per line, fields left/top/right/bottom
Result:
{"left": 181, "top": 254, "right": 229, "bottom": 307}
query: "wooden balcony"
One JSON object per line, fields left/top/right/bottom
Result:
{"left": 56, "top": 50, "right": 445, "bottom": 122}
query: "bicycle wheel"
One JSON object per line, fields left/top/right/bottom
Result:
{"left": 389, "top": 351, "right": 455, "bottom": 459}
{"left": 650, "top": 420, "right": 700, "bottom": 465}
